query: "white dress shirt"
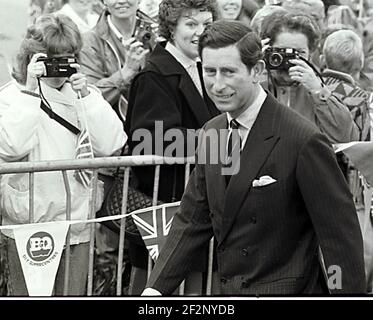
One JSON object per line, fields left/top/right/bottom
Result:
{"left": 227, "top": 86, "right": 267, "bottom": 148}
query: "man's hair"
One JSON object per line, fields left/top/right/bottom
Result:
{"left": 158, "top": 0, "right": 218, "bottom": 42}
{"left": 261, "top": 12, "right": 320, "bottom": 52}
{"left": 12, "top": 13, "right": 82, "bottom": 85}
{"left": 198, "top": 20, "right": 263, "bottom": 70}
{"left": 323, "top": 29, "right": 363, "bottom": 75}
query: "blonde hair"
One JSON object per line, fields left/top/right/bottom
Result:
{"left": 323, "top": 29, "right": 364, "bottom": 75}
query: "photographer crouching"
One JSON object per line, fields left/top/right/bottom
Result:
{"left": 1, "top": 13, "right": 126, "bottom": 296}
{"left": 261, "top": 12, "right": 359, "bottom": 144}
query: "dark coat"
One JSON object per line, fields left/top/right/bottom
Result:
{"left": 147, "top": 93, "right": 366, "bottom": 295}
{"left": 125, "top": 43, "right": 219, "bottom": 269}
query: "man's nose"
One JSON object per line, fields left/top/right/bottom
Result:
{"left": 212, "top": 74, "right": 226, "bottom": 92}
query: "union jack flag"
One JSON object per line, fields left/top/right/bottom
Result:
{"left": 74, "top": 127, "right": 94, "bottom": 188}
{"left": 132, "top": 202, "right": 180, "bottom": 260}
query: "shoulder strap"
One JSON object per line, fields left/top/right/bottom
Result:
{"left": 21, "top": 89, "right": 81, "bottom": 135}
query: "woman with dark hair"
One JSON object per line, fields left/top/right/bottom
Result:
{"left": 125, "top": 0, "right": 220, "bottom": 295}
{"left": 1, "top": 13, "right": 126, "bottom": 295}
{"left": 261, "top": 12, "right": 359, "bottom": 144}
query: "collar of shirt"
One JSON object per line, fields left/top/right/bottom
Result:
{"left": 227, "top": 86, "right": 267, "bottom": 148}
{"left": 107, "top": 14, "right": 126, "bottom": 44}
{"left": 165, "top": 42, "right": 203, "bottom": 96}
{"left": 322, "top": 68, "right": 356, "bottom": 86}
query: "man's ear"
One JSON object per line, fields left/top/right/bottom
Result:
{"left": 251, "top": 60, "right": 265, "bottom": 83}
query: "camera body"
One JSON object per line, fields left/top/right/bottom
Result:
{"left": 36, "top": 56, "right": 77, "bottom": 78}
{"left": 264, "top": 47, "right": 299, "bottom": 71}
{"left": 133, "top": 19, "right": 156, "bottom": 51}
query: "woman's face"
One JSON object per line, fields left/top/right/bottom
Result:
{"left": 43, "top": 77, "right": 68, "bottom": 89}
{"left": 104, "top": 0, "right": 140, "bottom": 19}
{"left": 271, "top": 30, "right": 310, "bottom": 85}
{"left": 217, "top": 0, "right": 242, "bottom": 20}
{"left": 172, "top": 9, "right": 213, "bottom": 60}
{"left": 68, "top": 0, "right": 93, "bottom": 11}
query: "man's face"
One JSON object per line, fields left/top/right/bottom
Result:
{"left": 271, "top": 31, "right": 310, "bottom": 86}
{"left": 202, "top": 45, "right": 262, "bottom": 118}
{"left": 217, "top": 0, "right": 242, "bottom": 20}
{"left": 173, "top": 9, "right": 213, "bottom": 60}
{"left": 104, "top": 0, "right": 140, "bottom": 19}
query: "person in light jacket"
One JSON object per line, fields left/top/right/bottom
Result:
{"left": 0, "top": 13, "right": 126, "bottom": 296}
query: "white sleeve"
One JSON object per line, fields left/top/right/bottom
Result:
{"left": 0, "top": 94, "right": 40, "bottom": 159}
{"left": 76, "top": 86, "right": 127, "bottom": 156}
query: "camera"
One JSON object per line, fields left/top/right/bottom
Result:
{"left": 36, "top": 56, "right": 77, "bottom": 78}
{"left": 133, "top": 19, "right": 156, "bottom": 51}
{"left": 264, "top": 47, "right": 299, "bottom": 71}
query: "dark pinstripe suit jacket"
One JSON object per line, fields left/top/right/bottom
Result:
{"left": 147, "top": 93, "right": 366, "bottom": 295}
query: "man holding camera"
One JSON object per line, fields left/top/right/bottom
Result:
{"left": 80, "top": 0, "right": 156, "bottom": 123}
{"left": 261, "top": 12, "right": 359, "bottom": 144}
{"left": 142, "top": 20, "right": 366, "bottom": 296}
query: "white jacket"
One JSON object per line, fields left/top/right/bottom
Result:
{"left": 0, "top": 81, "right": 126, "bottom": 244}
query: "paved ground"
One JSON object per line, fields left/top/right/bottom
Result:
{"left": 0, "top": 0, "right": 28, "bottom": 86}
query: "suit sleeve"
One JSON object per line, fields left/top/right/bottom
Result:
{"left": 296, "top": 131, "right": 366, "bottom": 293}
{"left": 146, "top": 129, "right": 214, "bottom": 294}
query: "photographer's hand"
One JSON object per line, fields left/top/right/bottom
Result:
{"left": 70, "top": 64, "right": 89, "bottom": 98}
{"left": 26, "top": 53, "right": 47, "bottom": 91}
{"left": 121, "top": 37, "right": 150, "bottom": 77}
{"left": 289, "top": 59, "right": 322, "bottom": 92}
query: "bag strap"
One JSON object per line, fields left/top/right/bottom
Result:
{"left": 21, "top": 89, "right": 81, "bottom": 135}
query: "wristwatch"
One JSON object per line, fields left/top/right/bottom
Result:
{"left": 309, "top": 85, "right": 331, "bottom": 102}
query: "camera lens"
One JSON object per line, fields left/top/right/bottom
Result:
{"left": 269, "top": 52, "right": 283, "bottom": 68}
{"left": 142, "top": 32, "right": 151, "bottom": 41}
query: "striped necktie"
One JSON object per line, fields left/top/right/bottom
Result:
{"left": 225, "top": 119, "right": 242, "bottom": 185}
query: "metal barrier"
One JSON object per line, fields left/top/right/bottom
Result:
{"left": 0, "top": 155, "right": 216, "bottom": 296}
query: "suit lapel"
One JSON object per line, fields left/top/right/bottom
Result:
{"left": 220, "top": 94, "right": 281, "bottom": 242}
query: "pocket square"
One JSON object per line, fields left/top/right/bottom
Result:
{"left": 252, "top": 175, "right": 277, "bottom": 187}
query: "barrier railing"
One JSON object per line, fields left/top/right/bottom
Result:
{"left": 0, "top": 155, "right": 219, "bottom": 297}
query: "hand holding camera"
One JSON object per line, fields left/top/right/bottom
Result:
{"left": 122, "top": 37, "right": 150, "bottom": 77}
{"left": 26, "top": 53, "right": 89, "bottom": 97}
{"left": 288, "top": 59, "right": 323, "bottom": 93}
{"left": 69, "top": 64, "right": 89, "bottom": 98}
{"left": 26, "top": 53, "right": 48, "bottom": 91}
{"left": 264, "top": 45, "right": 322, "bottom": 92}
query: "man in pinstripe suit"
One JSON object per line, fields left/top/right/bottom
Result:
{"left": 142, "top": 21, "right": 366, "bottom": 295}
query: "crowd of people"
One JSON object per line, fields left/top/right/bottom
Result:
{"left": 0, "top": 0, "right": 373, "bottom": 296}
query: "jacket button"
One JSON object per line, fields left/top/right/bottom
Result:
{"left": 210, "top": 213, "right": 215, "bottom": 218}
{"left": 242, "top": 248, "right": 249, "bottom": 256}
{"left": 220, "top": 277, "right": 227, "bottom": 284}
{"left": 250, "top": 217, "right": 257, "bottom": 224}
